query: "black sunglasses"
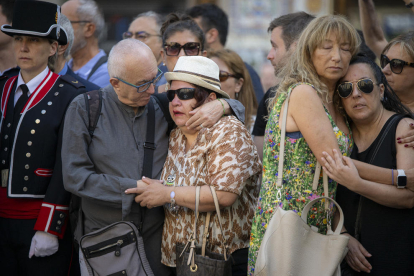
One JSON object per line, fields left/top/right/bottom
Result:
{"left": 164, "top": 42, "right": 200, "bottom": 56}
{"left": 337, "top": 78, "right": 376, "bottom": 98}
{"left": 167, "top": 88, "right": 196, "bottom": 102}
{"left": 380, "top": 54, "right": 414, "bottom": 74}
{"left": 219, "top": 70, "right": 238, "bottom": 82}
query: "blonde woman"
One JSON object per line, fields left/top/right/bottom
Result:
{"left": 248, "top": 15, "right": 360, "bottom": 274}
{"left": 208, "top": 49, "right": 258, "bottom": 132}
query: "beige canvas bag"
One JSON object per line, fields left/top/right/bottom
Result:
{"left": 254, "top": 86, "right": 349, "bottom": 276}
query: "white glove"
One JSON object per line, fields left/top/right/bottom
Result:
{"left": 28, "top": 231, "right": 59, "bottom": 258}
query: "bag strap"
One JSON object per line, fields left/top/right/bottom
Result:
{"left": 137, "top": 99, "right": 156, "bottom": 232}
{"left": 277, "top": 86, "right": 328, "bottom": 209}
{"left": 354, "top": 114, "right": 402, "bottom": 239}
{"left": 208, "top": 185, "right": 228, "bottom": 260}
{"left": 87, "top": 55, "right": 108, "bottom": 80}
{"left": 202, "top": 212, "right": 211, "bottom": 256}
{"left": 187, "top": 186, "right": 201, "bottom": 268}
{"left": 301, "top": 196, "right": 344, "bottom": 235}
{"left": 152, "top": 93, "right": 175, "bottom": 136}
{"left": 83, "top": 89, "right": 103, "bottom": 138}
{"left": 187, "top": 185, "right": 229, "bottom": 268}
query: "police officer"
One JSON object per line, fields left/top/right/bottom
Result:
{"left": 0, "top": 1, "right": 87, "bottom": 275}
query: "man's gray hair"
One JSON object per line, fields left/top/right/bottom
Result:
{"left": 134, "top": 11, "right": 163, "bottom": 34}
{"left": 59, "top": 14, "right": 74, "bottom": 58}
{"left": 108, "top": 39, "right": 152, "bottom": 78}
{"left": 77, "top": 0, "right": 105, "bottom": 40}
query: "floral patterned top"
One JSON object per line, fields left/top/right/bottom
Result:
{"left": 160, "top": 116, "right": 262, "bottom": 267}
{"left": 248, "top": 83, "right": 353, "bottom": 275}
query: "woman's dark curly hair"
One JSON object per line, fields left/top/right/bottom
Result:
{"left": 192, "top": 85, "right": 221, "bottom": 109}
{"left": 334, "top": 54, "right": 414, "bottom": 120}
{"left": 160, "top": 13, "right": 205, "bottom": 51}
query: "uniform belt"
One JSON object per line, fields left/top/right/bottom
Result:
{"left": 1, "top": 169, "right": 8, "bottom": 188}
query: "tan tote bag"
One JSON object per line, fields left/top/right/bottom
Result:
{"left": 254, "top": 87, "right": 349, "bottom": 276}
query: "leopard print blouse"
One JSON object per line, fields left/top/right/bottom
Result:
{"left": 160, "top": 116, "right": 262, "bottom": 267}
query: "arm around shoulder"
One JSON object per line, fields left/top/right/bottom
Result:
{"left": 288, "top": 85, "right": 343, "bottom": 164}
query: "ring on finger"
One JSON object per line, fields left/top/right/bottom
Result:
{"left": 200, "top": 124, "right": 204, "bottom": 128}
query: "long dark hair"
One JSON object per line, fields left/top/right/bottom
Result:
{"left": 160, "top": 13, "right": 205, "bottom": 51}
{"left": 334, "top": 55, "right": 414, "bottom": 119}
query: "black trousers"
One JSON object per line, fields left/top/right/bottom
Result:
{"left": 0, "top": 217, "right": 78, "bottom": 276}
{"left": 166, "top": 247, "right": 248, "bottom": 276}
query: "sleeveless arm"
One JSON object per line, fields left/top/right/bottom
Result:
{"left": 287, "top": 84, "right": 344, "bottom": 165}
{"left": 323, "top": 118, "right": 414, "bottom": 208}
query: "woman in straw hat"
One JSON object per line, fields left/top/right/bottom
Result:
{"left": 126, "top": 56, "right": 261, "bottom": 275}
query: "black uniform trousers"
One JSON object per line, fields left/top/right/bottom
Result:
{"left": 0, "top": 217, "right": 78, "bottom": 276}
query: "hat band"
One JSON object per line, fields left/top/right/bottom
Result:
{"left": 1, "top": 24, "right": 66, "bottom": 40}
{"left": 174, "top": 70, "right": 221, "bottom": 89}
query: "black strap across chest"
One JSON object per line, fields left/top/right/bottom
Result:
{"left": 86, "top": 56, "right": 108, "bottom": 81}
{"left": 83, "top": 90, "right": 156, "bottom": 231}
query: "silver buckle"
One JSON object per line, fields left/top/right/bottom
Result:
{"left": 1, "top": 169, "right": 9, "bottom": 187}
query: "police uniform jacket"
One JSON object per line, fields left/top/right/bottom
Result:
{"left": 0, "top": 70, "right": 86, "bottom": 238}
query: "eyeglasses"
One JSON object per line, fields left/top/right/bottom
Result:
{"left": 122, "top": 31, "right": 161, "bottom": 41}
{"left": 337, "top": 78, "right": 376, "bottom": 98}
{"left": 167, "top": 88, "right": 196, "bottom": 102}
{"left": 116, "top": 68, "right": 163, "bottom": 93}
{"left": 70, "top": 21, "right": 91, "bottom": 24}
{"left": 164, "top": 42, "right": 200, "bottom": 56}
{"left": 380, "top": 54, "right": 414, "bottom": 74}
{"left": 219, "top": 70, "right": 238, "bottom": 82}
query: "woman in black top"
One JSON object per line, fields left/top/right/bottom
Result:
{"left": 322, "top": 56, "right": 414, "bottom": 275}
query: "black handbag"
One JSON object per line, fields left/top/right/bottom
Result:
{"left": 176, "top": 186, "right": 233, "bottom": 275}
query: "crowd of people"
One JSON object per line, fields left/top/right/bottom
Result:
{"left": 0, "top": 0, "right": 413, "bottom": 275}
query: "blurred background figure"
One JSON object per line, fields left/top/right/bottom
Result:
{"left": 358, "top": 0, "right": 414, "bottom": 112}
{"left": 208, "top": 49, "right": 258, "bottom": 132}
{"left": 62, "top": 0, "right": 109, "bottom": 87}
{"left": 55, "top": 14, "right": 99, "bottom": 91}
{"left": 124, "top": 11, "right": 168, "bottom": 85}
{"left": 187, "top": 3, "right": 265, "bottom": 103}
{"left": 0, "top": 0, "right": 17, "bottom": 77}
{"left": 252, "top": 11, "right": 315, "bottom": 160}
{"left": 260, "top": 63, "right": 277, "bottom": 93}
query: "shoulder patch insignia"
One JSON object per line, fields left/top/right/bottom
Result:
{"left": 59, "top": 75, "right": 85, "bottom": 89}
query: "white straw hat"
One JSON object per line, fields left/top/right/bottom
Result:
{"left": 164, "top": 56, "right": 230, "bottom": 99}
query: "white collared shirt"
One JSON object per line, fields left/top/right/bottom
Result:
{"left": 14, "top": 67, "right": 49, "bottom": 106}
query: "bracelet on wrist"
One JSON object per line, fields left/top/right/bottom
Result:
{"left": 217, "top": 98, "right": 225, "bottom": 117}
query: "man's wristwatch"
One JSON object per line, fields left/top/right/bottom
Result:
{"left": 406, "top": 1, "right": 414, "bottom": 8}
{"left": 397, "top": 169, "right": 407, "bottom": 189}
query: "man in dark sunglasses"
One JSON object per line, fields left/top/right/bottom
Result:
{"left": 125, "top": 11, "right": 168, "bottom": 86}
{"left": 61, "top": 39, "right": 245, "bottom": 276}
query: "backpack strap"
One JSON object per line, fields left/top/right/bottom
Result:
{"left": 83, "top": 89, "right": 103, "bottom": 138}
{"left": 152, "top": 93, "right": 175, "bottom": 135}
{"left": 137, "top": 98, "right": 156, "bottom": 232}
{"left": 87, "top": 55, "right": 108, "bottom": 81}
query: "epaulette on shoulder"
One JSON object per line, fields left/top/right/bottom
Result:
{"left": 59, "top": 74, "right": 86, "bottom": 89}
{"left": 0, "top": 75, "right": 9, "bottom": 86}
